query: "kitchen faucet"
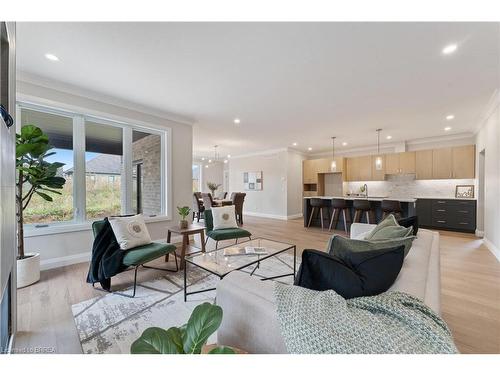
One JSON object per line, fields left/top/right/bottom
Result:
{"left": 361, "top": 183, "right": 368, "bottom": 197}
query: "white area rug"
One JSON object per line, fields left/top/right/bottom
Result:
{"left": 72, "top": 252, "right": 298, "bottom": 354}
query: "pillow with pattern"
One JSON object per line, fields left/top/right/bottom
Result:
{"left": 212, "top": 205, "right": 238, "bottom": 230}
{"left": 109, "top": 214, "right": 152, "bottom": 250}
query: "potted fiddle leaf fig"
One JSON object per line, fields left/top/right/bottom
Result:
{"left": 177, "top": 206, "right": 190, "bottom": 229}
{"left": 206, "top": 181, "right": 221, "bottom": 197}
{"left": 131, "top": 302, "right": 236, "bottom": 354}
{"left": 16, "top": 125, "right": 66, "bottom": 288}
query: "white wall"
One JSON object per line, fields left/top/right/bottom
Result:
{"left": 228, "top": 149, "right": 304, "bottom": 220}
{"left": 194, "top": 158, "right": 224, "bottom": 195}
{"left": 18, "top": 79, "right": 193, "bottom": 270}
{"left": 475, "top": 92, "right": 500, "bottom": 261}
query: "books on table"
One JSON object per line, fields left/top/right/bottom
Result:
{"left": 223, "top": 246, "right": 268, "bottom": 257}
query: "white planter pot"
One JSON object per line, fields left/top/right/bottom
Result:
{"left": 17, "top": 253, "right": 40, "bottom": 288}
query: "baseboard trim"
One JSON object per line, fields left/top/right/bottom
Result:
{"left": 40, "top": 235, "right": 184, "bottom": 271}
{"left": 483, "top": 237, "right": 500, "bottom": 262}
{"left": 244, "top": 211, "right": 303, "bottom": 221}
{"left": 40, "top": 252, "right": 91, "bottom": 271}
{"left": 475, "top": 229, "right": 484, "bottom": 237}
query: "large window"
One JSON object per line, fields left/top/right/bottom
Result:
{"left": 18, "top": 103, "right": 168, "bottom": 228}
{"left": 20, "top": 108, "right": 74, "bottom": 224}
{"left": 192, "top": 164, "right": 201, "bottom": 192}
{"left": 85, "top": 121, "right": 123, "bottom": 220}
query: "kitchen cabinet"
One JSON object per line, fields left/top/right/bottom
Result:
{"left": 416, "top": 150, "right": 433, "bottom": 180}
{"left": 452, "top": 145, "right": 475, "bottom": 179}
{"left": 357, "top": 156, "right": 372, "bottom": 181}
{"left": 416, "top": 198, "right": 476, "bottom": 233}
{"left": 432, "top": 147, "right": 453, "bottom": 179}
{"left": 384, "top": 152, "right": 416, "bottom": 175}
{"left": 303, "top": 159, "right": 318, "bottom": 184}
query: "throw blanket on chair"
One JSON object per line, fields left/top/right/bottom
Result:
{"left": 274, "top": 283, "right": 458, "bottom": 354}
{"left": 86, "top": 218, "right": 127, "bottom": 291}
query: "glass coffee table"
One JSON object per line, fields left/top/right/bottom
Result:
{"left": 183, "top": 238, "right": 296, "bottom": 301}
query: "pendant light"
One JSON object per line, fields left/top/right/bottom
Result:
{"left": 330, "top": 136, "right": 337, "bottom": 172}
{"left": 375, "top": 129, "right": 383, "bottom": 170}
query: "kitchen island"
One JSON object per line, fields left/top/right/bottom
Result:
{"left": 303, "top": 196, "right": 417, "bottom": 229}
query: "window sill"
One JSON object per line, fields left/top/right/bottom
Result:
{"left": 24, "top": 215, "right": 172, "bottom": 238}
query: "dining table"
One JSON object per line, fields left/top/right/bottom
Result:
{"left": 198, "top": 198, "right": 233, "bottom": 207}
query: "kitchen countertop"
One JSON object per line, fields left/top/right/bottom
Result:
{"left": 303, "top": 196, "right": 417, "bottom": 203}
{"left": 414, "top": 196, "right": 477, "bottom": 201}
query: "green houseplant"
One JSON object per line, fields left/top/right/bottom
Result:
{"left": 177, "top": 206, "right": 190, "bottom": 229}
{"left": 206, "top": 181, "right": 221, "bottom": 197}
{"left": 131, "top": 302, "right": 235, "bottom": 354}
{"left": 16, "top": 125, "right": 66, "bottom": 288}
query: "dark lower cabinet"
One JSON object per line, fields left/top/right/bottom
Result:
{"left": 416, "top": 199, "right": 476, "bottom": 233}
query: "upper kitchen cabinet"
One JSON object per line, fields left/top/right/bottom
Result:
{"left": 303, "top": 159, "right": 318, "bottom": 183}
{"left": 415, "top": 149, "right": 433, "bottom": 180}
{"left": 452, "top": 145, "right": 475, "bottom": 179}
{"left": 432, "top": 147, "right": 453, "bottom": 179}
{"left": 350, "top": 155, "right": 372, "bottom": 181}
{"left": 385, "top": 152, "right": 416, "bottom": 175}
{"left": 371, "top": 155, "right": 386, "bottom": 181}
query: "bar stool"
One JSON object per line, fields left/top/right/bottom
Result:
{"left": 381, "top": 200, "right": 403, "bottom": 220}
{"left": 353, "top": 199, "right": 376, "bottom": 224}
{"left": 329, "top": 199, "right": 351, "bottom": 233}
{"left": 307, "top": 198, "right": 331, "bottom": 230}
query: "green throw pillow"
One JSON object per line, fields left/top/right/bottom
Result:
{"left": 369, "top": 225, "right": 413, "bottom": 240}
{"left": 364, "top": 214, "right": 399, "bottom": 240}
{"left": 327, "top": 234, "right": 416, "bottom": 258}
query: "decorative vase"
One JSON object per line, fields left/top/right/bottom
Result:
{"left": 179, "top": 220, "right": 188, "bottom": 229}
{"left": 17, "top": 252, "right": 40, "bottom": 288}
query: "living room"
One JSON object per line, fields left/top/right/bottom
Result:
{"left": 1, "top": 0, "right": 500, "bottom": 372}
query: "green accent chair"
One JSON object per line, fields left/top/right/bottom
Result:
{"left": 92, "top": 220, "right": 178, "bottom": 298}
{"left": 204, "top": 209, "right": 252, "bottom": 249}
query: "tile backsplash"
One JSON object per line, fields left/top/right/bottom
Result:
{"left": 345, "top": 175, "right": 476, "bottom": 199}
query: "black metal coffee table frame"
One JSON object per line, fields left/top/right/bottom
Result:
{"left": 183, "top": 237, "right": 296, "bottom": 301}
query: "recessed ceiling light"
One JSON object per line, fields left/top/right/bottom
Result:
{"left": 442, "top": 44, "right": 457, "bottom": 55}
{"left": 342, "top": 142, "right": 347, "bottom": 146}
{"left": 307, "top": 147, "right": 312, "bottom": 151}
{"left": 45, "top": 53, "right": 59, "bottom": 61}
{"left": 233, "top": 118, "right": 241, "bottom": 124}
{"left": 227, "top": 154, "right": 231, "bottom": 158}
{"left": 446, "top": 114, "right": 455, "bottom": 121}
{"left": 201, "top": 157, "right": 205, "bottom": 161}
{"left": 223, "top": 159, "right": 228, "bottom": 164}
{"left": 444, "top": 126, "right": 452, "bottom": 131}
{"left": 208, "top": 159, "right": 212, "bottom": 163}
{"left": 205, "top": 165, "right": 209, "bottom": 168}
{"left": 292, "top": 142, "right": 298, "bottom": 146}
{"left": 386, "top": 135, "right": 392, "bottom": 140}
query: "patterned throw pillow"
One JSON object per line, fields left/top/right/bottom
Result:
{"left": 212, "top": 205, "right": 238, "bottom": 230}
{"left": 108, "top": 214, "right": 152, "bottom": 250}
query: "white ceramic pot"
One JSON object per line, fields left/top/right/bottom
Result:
{"left": 17, "top": 253, "right": 40, "bottom": 288}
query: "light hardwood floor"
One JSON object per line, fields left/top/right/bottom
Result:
{"left": 14, "top": 216, "right": 500, "bottom": 354}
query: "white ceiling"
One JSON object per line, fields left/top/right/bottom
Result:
{"left": 17, "top": 22, "right": 500, "bottom": 158}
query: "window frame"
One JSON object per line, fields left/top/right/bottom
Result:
{"left": 17, "top": 101, "right": 171, "bottom": 237}
{"left": 192, "top": 162, "right": 202, "bottom": 192}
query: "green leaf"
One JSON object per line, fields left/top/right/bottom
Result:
{"left": 16, "top": 143, "right": 37, "bottom": 158}
{"left": 20, "top": 125, "right": 43, "bottom": 140}
{"left": 130, "top": 327, "right": 183, "bottom": 354}
{"left": 207, "top": 346, "right": 236, "bottom": 354}
{"left": 35, "top": 191, "right": 53, "bottom": 202}
{"left": 39, "top": 187, "right": 62, "bottom": 195}
{"left": 183, "top": 303, "right": 223, "bottom": 354}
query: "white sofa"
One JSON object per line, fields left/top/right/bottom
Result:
{"left": 216, "top": 223, "right": 441, "bottom": 354}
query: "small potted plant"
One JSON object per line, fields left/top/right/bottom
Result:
{"left": 206, "top": 181, "right": 222, "bottom": 197}
{"left": 131, "top": 302, "right": 236, "bottom": 354}
{"left": 177, "top": 206, "right": 190, "bottom": 229}
{"left": 16, "top": 125, "right": 66, "bottom": 288}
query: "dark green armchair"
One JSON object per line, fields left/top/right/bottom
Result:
{"left": 92, "top": 220, "right": 178, "bottom": 298}
{"left": 204, "top": 209, "right": 252, "bottom": 249}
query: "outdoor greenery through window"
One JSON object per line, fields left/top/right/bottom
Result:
{"left": 20, "top": 108, "right": 74, "bottom": 224}
{"left": 85, "top": 121, "right": 123, "bottom": 220}
{"left": 192, "top": 164, "right": 201, "bottom": 192}
{"left": 19, "top": 104, "right": 167, "bottom": 228}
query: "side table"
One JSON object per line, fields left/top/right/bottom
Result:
{"left": 166, "top": 224, "right": 206, "bottom": 269}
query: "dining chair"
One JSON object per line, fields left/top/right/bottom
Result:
{"left": 192, "top": 192, "right": 205, "bottom": 222}
{"left": 231, "top": 192, "right": 246, "bottom": 225}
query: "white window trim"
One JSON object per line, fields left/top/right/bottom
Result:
{"left": 17, "top": 100, "right": 172, "bottom": 236}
